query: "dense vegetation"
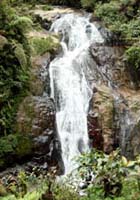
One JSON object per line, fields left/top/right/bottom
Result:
{"left": 0, "top": 0, "right": 30, "bottom": 136}
{"left": 0, "top": 0, "right": 34, "bottom": 169}
{"left": 0, "top": 149, "right": 140, "bottom": 199}
{"left": 0, "top": 0, "right": 57, "bottom": 169}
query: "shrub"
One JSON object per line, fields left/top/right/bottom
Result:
{"left": 9, "top": 16, "right": 33, "bottom": 34}
{"left": 52, "top": 183, "right": 79, "bottom": 200}
{"left": 81, "top": 0, "right": 97, "bottom": 10}
{"left": 125, "top": 19, "right": 140, "bottom": 39}
{"left": 14, "top": 43, "right": 28, "bottom": 69}
{"left": 29, "top": 36, "right": 59, "bottom": 56}
{"left": 42, "top": 4, "right": 53, "bottom": 11}
{"left": 95, "top": 2, "right": 127, "bottom": 26}
{"left": 0, "top": 42, "right": 29, "bottom": 135}
{"left": 78, "top": 149, "right": 140, "bottom": 199}
{"left": 110, "top": 18, "right": 140, "bottom": 41}
{"left": 0, "top": 0, "right": 15, "bottom": 30}
{"left": 125, "top": 46, "right": 140, "bottom": 69}
{"left": 77, "top": 149, "right": 128, "bottom": 198}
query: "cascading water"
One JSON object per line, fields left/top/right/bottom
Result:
{"left": 49, "top": 13, "right": 104, "bottom": 175}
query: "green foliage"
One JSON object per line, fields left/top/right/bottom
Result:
{"left": 42, "top": 4, "right": 53, "bottom": 11}
{"left": 121, "top": 19, "right": 140, "bottom": 39}
{"left": 0, "top": 156, "right": 140, "bottom": 200}
{"left": 78, "top": 150, "right": 125, "bottom": 197}
{"left": 52, "top": 183, "right": 79, "bottom": 200}
{"left": 0, "top": 41, "right": 29, "bottom": 135}
{"left": 81, "top": 0, "right": 97, "bottom": 10}
{"left": 14, "top": 43, "right": 28, "bottom": 69}
{"left": 94, "top": 0, "right": 140, "bottom": 41}
{"left": 0, "top": 1, "right": 31, "bottom": 137}
{"left": 9, "top": 16, "right": 33, "bottom": 34}
{"left": 91, "top": 0, "right": 140, "bottom": 86}
{"left": 0, "top": 0, "right": 15, "bottom": 30}
{"left": 125, "top": 46, "right": 140, "bottom": 69}
{"left": 95, "top": 2, "right": 127, "bottom": 26}
{"left": 81, "top": 178, "right": 140, "bottom": 200}
{"left": 30, "top": 36, "right": 59, "bottom": 56}
{"left": 0, "top": 134, "right": 32, "bottom": 169}
{"left": 78, "top": 150, "right": 140, "bottom": 199}
{"left": 0, "top": 170, "right": 49, "bottom": 199}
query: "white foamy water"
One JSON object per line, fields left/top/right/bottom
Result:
{"left": 49, "top": 13, "right": 104, "bottom": 175}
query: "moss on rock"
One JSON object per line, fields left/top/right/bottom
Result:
{"left": 9, "top": 16, "right": 33, "bottom": 34}
{"left": 16, "top": 96, "right": 35, "bottom": 136}
{"left": 0, "top": 35, "right": 8, "bottom": 50}
{"left": 14, "top": 43, "right": 28, "bottom": 69}
{"left": 0, "top": 134, "right": 33, "bottom": 169}
{"left": 29, "top": 35, "right": 60, "bottom": 56}
{"left": 93, "top": 85, "right": 114, "bottom": 153}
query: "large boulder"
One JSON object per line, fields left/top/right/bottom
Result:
{"left": 15, "top": 33, "right": 63, "bottom": 173}
{"left": 88, "top": 41, "right": 140, "bottom": 158}
{"left": 16, "top": 95, "right": 55, "bottom": 138}
{"left": 89, "top": 43, "right": 131, "bottom": 88}
{"left": 88, "top": 85, "right": 114, "bottom": 153}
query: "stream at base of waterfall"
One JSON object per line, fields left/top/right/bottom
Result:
{"left": 49, "top": 13, "right": 104, "bottom": 175}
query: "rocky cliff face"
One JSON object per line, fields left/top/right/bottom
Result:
{"left": 88, "top": 39, "right": 140, "bottom": 158}
{"left": 17, "top": 7, "right": 140, "bottom": 166}
{"left": 13, "top": 7, "right": 140, "bottom": 174}
{"left": 15, "top": 28, "right": 64, "bottom": 173}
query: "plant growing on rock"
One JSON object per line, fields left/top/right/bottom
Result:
{"left": 9, "top": 16, "right": 33, "bottom": 34}
{"left": 94, "top": 1, "right": 127, "bottom": 26}
{"left": 29, "top": 36, "right": 60, "bottom": 56}
{"left": 125, "top": 46, "right": 140, "bottom": 69}
{"left": 81, "top": 0, "right": 97, "bottom": 10}
{"left": 77, "top": 149, "right": 131, "bottom": 198}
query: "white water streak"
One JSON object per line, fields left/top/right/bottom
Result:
{"left": 49, "top": 14, "right": 104, "bottom": 174}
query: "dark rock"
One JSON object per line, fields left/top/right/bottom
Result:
{"left": 88, "top": 111, "right": 104, "bottom": 150}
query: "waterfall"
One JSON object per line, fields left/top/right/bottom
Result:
{"left": 49, "top": 13, "right": 104, "bottom": 175}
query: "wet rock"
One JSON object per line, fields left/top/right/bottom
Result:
{"left": 88, "top": 111, "right": 103, "bottom": 150}
{"left": 16, "top": 94, "right": 63, "bottom": 173}
{"left": 91, "top": 85, "right": 115, "bottom": 153}
{"left": 88, "top": 39, "right": 140, "bottom": 157}
{"left": 17, "top": 95, "right": 55, "bottom": 148}
{"left": 118, "top": 90, "right": 140, "bottom": 158}
{"left": 30, "top": 53, "right": 51, "bottom": 96}
{"left": 89, "top": 43, "right": 131, "bottom": 88}
{"left": 33, "top": 7, "right": 79, "bottom": 28}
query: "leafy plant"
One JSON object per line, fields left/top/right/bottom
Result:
{"left": 77, "top": 149, "right": 140, "bottom": 199}
{"left": 125, "top": 46, "right": 140, "bottom": 69}
{"left": 0, "top": 134, "right": 32, "bottom": 169}
{"left": 78, "top": 149, "right": 128, "bottom": 198}
{"left": 29, "top": 36, "right": 59, "bottom": 56}
{"left": 81, "top": 0, "right": 97, "bottom": 10}
{"left": 42, "top": 4, "right": 53, "bottom": 11}
{"left": 9, "top": 16, "right": 33, "bottom": 34}
{"left": 95, "top": 2, "right": 127, "bottom": 26}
